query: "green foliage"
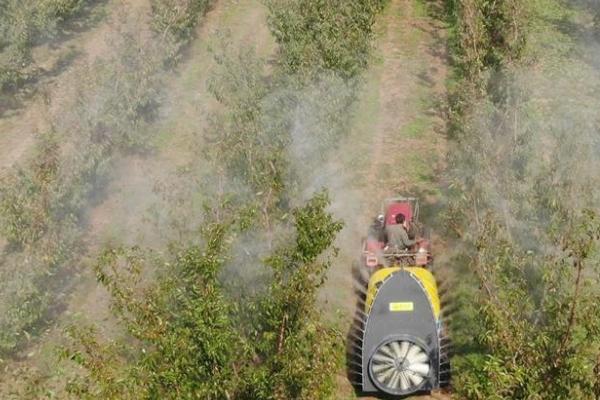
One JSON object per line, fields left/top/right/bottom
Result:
{"left": 0, "top": 0, "right": 86, "bottom": 92}
{"left": 64, "top": 225, "right": 238, "bottom": 399}
{"left": 201, "top": 0, "right": 387, "bottom": 233}
{"left": 453, "top": 213, "right": 600, "bottom": 400}
{"left": 264, "top": 0, "right": 387, "bottom": 80}
{"left": 240, "top": 192, "right": 343, "bottom": 399}
{"left": 62, "top": 192, "right": 343, "bottom": 400}
{"left": 0, "top": 0, "right": 383, "bottom": 394}
{"left": 207, "top": 44, "right": 290, "bottom": 222}
{"left": 205, "top": 40, "right": 369, "bottom": 224}
{"left": 76, "top": 33, "right": 163, "bottom": 148}
{"left": 149, "top": 0, "right": 213, "bottom": 63}
{"left": 0, "top": 8, "right": 204, "bottom": 355}
{"left": 444, "top": 0, "right": 528, "bottom": 135}
{"left": 444, "top": 0, "right": 600, "bottom": 397}
{"left": 447, "top": 0, "right": 527, "bottom": 81}
{"left": 446, "top": 78, "right": 600, "bottom": 397}
{"left": 171, "top": 4, "right": 384, "bottom": 392}
{"left": 0, "top": 0, "right": 207, "bottom": 99}
{"left": 0, "top": 32, "right": 162, "bottom": 250}
{"left": 0, "top": 130, "right": 82, "bottom": 352}
{"left": 0, "top": 132, "right": 60, "bottom": 246}
{"left": 150, "top": 0, "right": 212, "bottom": 40}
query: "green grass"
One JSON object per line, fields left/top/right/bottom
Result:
{"left": 344, "top": 66, "right": 383, "bottom": 188}
{"left": 386, "top": 0, "right": 425, "bottom": 55}
{"left": 413, "top": 0, "right": 429, "bottom": 19}
{"left": 525, "top": 0, "right": 576, "bottom": 64}
{"left": 401, "top": 116, "right": 428, "bottom": 138}
{"left": 407, "top": 152, "right": 436, "bottom": 183}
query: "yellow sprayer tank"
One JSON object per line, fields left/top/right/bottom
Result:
{"left": 359, "top": 266, "right": 445, "bottom": 396}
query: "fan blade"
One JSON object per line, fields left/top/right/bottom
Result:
{"left": 373, "top": 363, "right": 393, "bottom": 373}
{"left": 408, "top": 362, "right": 430, "bottom": 376}
{"left": 372, "top": 353, "right": 394, "bottom": 364}
{"left": 406, "top": 343, "right": 421, "bottom": 360}
{"left": 390, "top": 341, "right": 402, "bottom": 358}
{"left": 377, "top": 365, "right": 395, "bottom": 383}
{"left": 408, "top": 371, "right": 425, "bottom": 386}
{"left": 379, "top": 344, "right": 395, "bottom": 359}
{"left": 400, "top": 371, "right": 410, "bottom": 391}
{"left": 410, "top": 351, "right": 429, "bottom": 364}
{"left": 399, "top": 341, "right": 410, "bottom": 359}
{"left": 388, "top": 371, "right": 400, "bottom": 389}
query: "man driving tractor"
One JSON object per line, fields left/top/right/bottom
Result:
{"left": 384, "top": 213, "right": 415, "bottom": 252}
{"left": 361, "top": 197, "right": 433, "bottom": 272}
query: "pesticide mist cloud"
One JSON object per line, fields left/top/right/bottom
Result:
{"left": 451, "top": 5, "right": 600, "bottom": 254}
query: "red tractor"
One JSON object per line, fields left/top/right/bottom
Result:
{"left": 361, "top": 197, "right": 433, "bottom": 274}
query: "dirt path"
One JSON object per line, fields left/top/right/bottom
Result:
{"left": 366, "top": 0, "right": 448, "bottom": 206}
{"left": 321, "top": 0, "right": 450, "bottom": 398}
{"left": 323, "top": 0, "right": 449, "bottom": 320}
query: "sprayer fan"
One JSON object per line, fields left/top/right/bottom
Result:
{"left": 368, "top": 339, "right": 430, "bottom": 395}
